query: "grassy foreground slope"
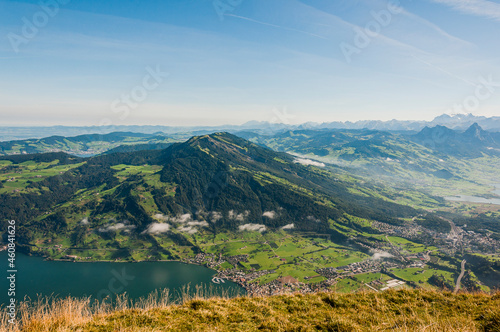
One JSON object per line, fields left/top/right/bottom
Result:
{"left": 2, "top": 289, "right": 499, "bottom": 331}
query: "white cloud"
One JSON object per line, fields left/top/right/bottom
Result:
{"left": 151, "top": 214, "right": 208, "bottom": 233}
{"left": 171, "top": 213, "right": 192, "bottom": 223}
{"left": 294, "top": 158, "right": 326, "bottom": 167}
{"left": 430, "top": 0, "right": 500, "bottom": 21}
{"left": 228, "top": 210, "right": 250, "bottom": 222}
{"left": 239, "top": 223, "right": 267, "bottom": 233}
{"left": 209, "top": 211, "right": 223, "bottom": 222}
{"left": 307, "top": 216, "right": 320, "bottom": 223}
{"left": 154, "top": 213, "right": 193, "bottom": 223}
{"left": 281, "top": 223, "right": 295, "bottom": 230}
{"left": 80, "top": 218, "right": 89, "bottom": 225}
{"left": 187, "top": 221, "right": 209, "bottom": 227}
{"left": 178, "top": 226, "right": 198, "bottom": 234}
{"left": 262, "top": 211, "right": 277, "bottom": 219}
{"left": 372, "top": 251, "right": 394, "bottom": 260}
{"left": 142, "top": 223, "right": 171, "bottom": 235}
{"left": 153, "top": 214, "right": 170, "bottom": 221}
{"left": 98, "top": 222, "right": 136, "bottom": 233}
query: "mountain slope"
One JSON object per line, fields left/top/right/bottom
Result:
{"left": 0, "top": 133, "right": 418, "bottom": 255}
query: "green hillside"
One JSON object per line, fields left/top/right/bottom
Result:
{"left": 0, "top": 133, "right": 499, "bottom": 293}
{"left": 2, "top": 289, "right": 499, "bottom": 332}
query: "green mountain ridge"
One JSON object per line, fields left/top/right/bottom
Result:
{"left": 0, "top": 133, "right": 417, "bottom": 243}
{"left": 1, "top": 132, "right": 499, "bottom": 293}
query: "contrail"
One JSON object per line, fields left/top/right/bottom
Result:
{"left": 225, "top": 14, "right": 329, "bottom": 40}
{"left": 411, "top": 54, "right": 476, "bottom": 87}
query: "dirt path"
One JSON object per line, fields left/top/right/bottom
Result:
{"left": 454, "top": 259, "right": 466, "bottom": 294}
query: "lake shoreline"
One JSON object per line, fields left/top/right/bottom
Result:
{"left": 444, "top": 183, "right": 500, "bottom": 205}
{"left": 12, "top": 248, "right": 223, "bottom": 274}
{"left": 14, "top": 245, "right": 212, "bottom": 266}
{"left": 0, "top": 251, "right": 245, "bottom": 304}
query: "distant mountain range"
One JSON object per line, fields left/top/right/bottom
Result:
{"left": 1, "top": 113, "right": 499, "bottom": 141}
{"left": 301, "top": 113, "right": 500, "bottom": 132}
{"left": 2, "top": 120, "right": 499, "bottom": 163}
{"left": 308, "top": 114, "right": 500, "bottom": 131}
{"left": 237, "top": 123, "right": 500, "bottom": 196}
{"left": 0, "top": 132, "right": 176, "bottom": 156}
{"left": 411, "top": 123, "right": 500, "bottom": 157}
{"left": 241, "top": 123, "right": 500, "bottom": 159}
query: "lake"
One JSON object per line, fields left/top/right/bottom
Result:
{"left": 445, "top": 184, "right": 500, "bottom": 205}
{"left": 493, "top": 184, "right": 500, "bottom": 196}
{"left": 0, "top": 252, "right": 244, "bottom": 305}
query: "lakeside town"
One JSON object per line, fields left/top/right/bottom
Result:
{"left": 178, "top": 216, "right": 499, "bottom": 296}
{"left": 2, "top": 211, "right": 498, "bottom": 296}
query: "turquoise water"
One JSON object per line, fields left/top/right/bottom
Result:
{"left": 444, "top": 184, "right": 500, "bottom": 205}
{"left": 445, "top": 195, "right": 500, "bottom": 205}
{"left": 0, "top": 252, "right": 243, "bottom": 305}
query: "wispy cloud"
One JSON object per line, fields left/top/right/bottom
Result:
{"left": 225, "top": 14, "right": 329, "bottom": 40}
{"left": 292, "top": 1, "right": 435, "bottom": 59}
{"left": 410, "top": 54, "right": 477, "bottom": 86}
{"left": 430, "top": 0, "right": 500, "bottom": 21}
{"left": 400, "top": 9, "right": 473, "bottom": 46}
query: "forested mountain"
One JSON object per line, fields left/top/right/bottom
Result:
{"left": 0, "top": 133, "right": 423, "bottom": 256}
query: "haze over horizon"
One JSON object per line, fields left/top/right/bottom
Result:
{"left": 1, "top": 0, "right": 500, "bottom": 126}
{"left": 0, "top": 112, "right": 498, "bottom": 129}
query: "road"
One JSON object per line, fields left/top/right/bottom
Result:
{"left": 454, "top": 259, "right": 466, "bottom": 294}
{"left": 385, "top": 236, "right": 407, "bottom": 262}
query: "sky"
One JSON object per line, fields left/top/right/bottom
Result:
{"left": 0, "top": 0, "right": 499, "bottom": 126}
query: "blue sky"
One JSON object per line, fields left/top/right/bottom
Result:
{"left": 1, "top": 0, "right": 499, "bottom": 126}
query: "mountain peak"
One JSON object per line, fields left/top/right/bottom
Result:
{"left": 415, "top": 125, "right": 456, "bottom": 139}
{"left": 465, "top": 122, "right": 482, "bottom": 131}
{"left": 168, "top": 132, "right": 284, "bottom": 170}
{"left": 462, "top": 122, "right": 491, "bottom": 142}
{"left": 186, "top": 132, "right": 246, "bottom": 147}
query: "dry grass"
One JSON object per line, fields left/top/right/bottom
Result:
{"left": 1, "top": 289, "right": 499, "bottom": 331}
